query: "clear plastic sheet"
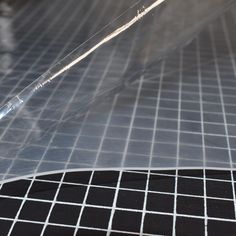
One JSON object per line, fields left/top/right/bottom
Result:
{"left": 0, "top": 0, "right": 235, "bottom": 183}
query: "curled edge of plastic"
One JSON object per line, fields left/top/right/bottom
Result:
{"left": 0, "top": 0, "right": 236, "bottom": 183}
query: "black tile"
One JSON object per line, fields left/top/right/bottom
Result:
{"left": 0, "top": 220, "right": 13, "bottom": 236}
{"left": 49, "top": 203, "right": 81, "bottom": 225}
{"left": 0, "top": 198, "right": 22, "bottom": 218}
{"left": 0, "top": 180, "right": 31, "bottom": 197}
{"left": 86, "top": 187, "right": 115, "bottom": 207}
{"left": 146, "top": 193, "right": 174, "bottom": 213}
{"left": 19, "top": 200, "right": 51, "bottom": 221}
{"left": 80, "top": 207, "right": 111, "bottom": 229}
{"left": 117, "top": 190, "right": 144, "bottom": 210}
{"left": 233, "top": 171, "right": 236, "bottom": 181}
{"left": 37, "top": 173, "right": 63, "bottom": 181}
{"left": 208, "top": 220, "right": 236, "bottom": 236}
{"left": 11, "top": 222, "right": 43, "bottom": 236}
{"left": 178, "top": 170, "right": 203, "bottom": 178}
{"left": 148, "top": 175, "right": 175, "bottom": 193}
{"left": 207, "top": 199, "right": 235, "bottom": 219}
{"left": 76, "top": 229, "right": 106, "bottom": 236}
{"left": 57, "top": 184, "right": 87, "bottom": 203}
{"left": 112, "top": 210, "right": 142, "bottom": 232}
{"left": 28, "top": 181, "right": 58, "bottom": 200}
{"left": 206, "top": 170, "right": 231, "bottom": 180}
{"left": 206, "top": 180, "right": 233, "bottom": 199}
{"left": 176, "top": 217, "right": 204, "bottom": 236}
{"left": 120, "top": 172, "right": 147, "bottom": 190}
{"left": 143, "top": 213, "right": 173, "bottom": 235}
{"left": 44, "top": 225, "right": 75, "bottom": 236}
{"left": 64, "top": 171, "right": 91, "bottom": 184}
{"left": 91, "top": 171, "right": 119, "bottom": 187}
{"left": 177, "top": 196, "right": 204, "bottom": 216}
{"left": 177, "top": 177, "right": 204, "bottom": 196}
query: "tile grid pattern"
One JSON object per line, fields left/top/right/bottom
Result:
{"left": 0, "top": 170, "right": 236, "bottom": 235}
{"left": 0, "top": 1, "right": 236, "bottom": 235}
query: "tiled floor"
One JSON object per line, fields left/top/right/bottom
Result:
{"left": 1, "top": 170, "right": 236, "bottom": 235}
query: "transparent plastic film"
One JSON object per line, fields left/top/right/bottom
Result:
{"left": 0, "top": 0, "right": 235, "bottom": 183}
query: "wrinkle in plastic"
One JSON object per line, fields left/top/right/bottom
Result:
{"left": 0, "top": 0, "right": 235, "bottom": 183}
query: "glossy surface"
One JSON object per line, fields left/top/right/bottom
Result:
{"left": 0, "top": 0, "right": 235, "bottom": 183}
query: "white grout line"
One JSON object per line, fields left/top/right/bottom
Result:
{"left": 106, "top": 56, "right": 145, "bottom": 236}
{"left": 140, "top": 61, "right": 166, "bottom": 235}
{"left": 172, "top": 48, "right": 183, "bottom": 236}
{"left": 209, "top": 24, "right": 236, "bottom": 219}
{"left": 2, "top": 205, "right": 236, "bottom": 228}
{"left": 196, "top": 35, "right": 208, "bottom": 236}
{"left": 221, "top": 13, "right": 236, "bottom": 219}
{"left": 139, "top": 11, "right": 167, "bottom": 231}
{"left": 1, "top": 117, "right": 236, "bottom": 134}
{"left": 6, "top": 175, "right": 37, "bottom": 236}
{"left": 1, "top": 188, "right": 235, "bottom": 208}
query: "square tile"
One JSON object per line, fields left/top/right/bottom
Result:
{"left": 176, "top": 217, "right": 204, "bottom": 236}
{"left": 86, "top": 187, "right": 115, "bottom": 207}
{"left": 206, "top": 180, "right": 233, "bottom": 199}
{"left": 120, "top": 172, "right": 147, "bottom": 190}
{"left": 148, "top": 174, "right": 175, "bottom": 193}
{"left": 57, "top": 184, "right": 87, "bottom": 203}
{"left": 49, "top": 203, "right": 81, "bottom": 225}
{"left": 0, "top": 180, "right": 31, "bottom": 197}
{"left": 146, "top": 193, "right": 174, "bottom": 213}
{"left": 143, "top": 213, "right": 173, "bottom": 235}
{"left": 177, "top": 196, "right": 204, "bottom": 216}
{"left": 117, "top": 190, "right": 144, "bottom": 210}
{"left": 11, "top": 222, "right": 43, "bottom": 236}
{"left": 208, "top": 220, "right": 236, "bottom": 236}
{"left": 44, "top": 226, "right": 75, "bottom": 236}
{"left": 177, "top": 177, "right": 203, "bottom": 196}
{"left": 19, "top": 200, "right": 51, "bottom": 221}
{"left": 112, "top": 210, "right": 142, "bottom": 232}
{"left": 80, "top": 207, "right": 111, "bottom": 229}
{"left": 207, "top": 199, "right": 235, "bottom": 219}
{"left": 0, "top": 198, "right": 22, "bottom": 218}
{"left": 28, "top": 181, "right": 58, "bottom": 200}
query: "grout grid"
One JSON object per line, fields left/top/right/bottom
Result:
{"left": 196, "top": 34, "right": 208, "bottom": 236}
{"left": 0, "top": 0, "right": 236, "bottom": 235}
{"left": 0, "top": 170, "right": 236, "bottom": 235}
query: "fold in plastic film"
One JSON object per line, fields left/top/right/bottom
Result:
{"left": 0, "top": 0, "right": 235, "bottom": 183}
